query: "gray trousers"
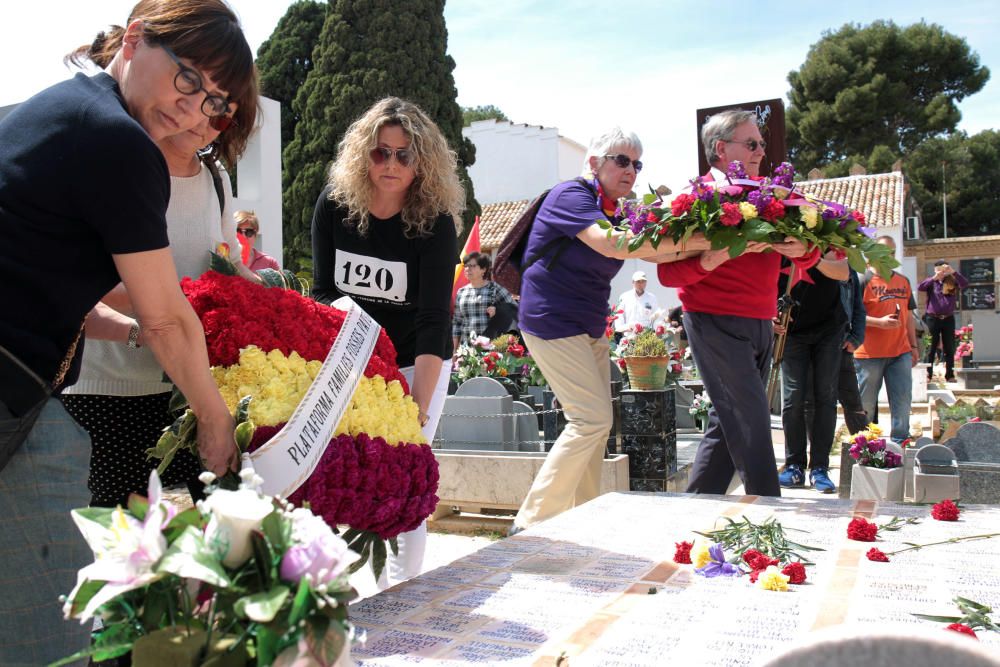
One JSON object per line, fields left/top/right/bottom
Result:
{"left": 684, "top": 312, "right": 780, "bottom": 497}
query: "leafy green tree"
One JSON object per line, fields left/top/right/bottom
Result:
{"left": 255, "top": 0, "right": 327, "bottom": 152}
{"left": 905, "top": 130, "right": 1000, "bottom": 238}
{"left": 787, "top": 21, "right": 989, "bottom": 173}
{"left": 281, "top": 0, "right": 479, "bottom": 270}
{"left": 462, "top": 104, "right": 509, "bottom": 126}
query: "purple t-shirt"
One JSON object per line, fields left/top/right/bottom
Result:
{"left": 518, "top": 178, "right": 623, "bottom": 340}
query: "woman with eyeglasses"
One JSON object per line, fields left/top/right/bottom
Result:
{"left": 234, "top": 210, "right": 282, "bottom": 271}
{"left": 311, "top": 97, "right": 463, "bottom": 589}
{"left": 0, "top": 0, "right": 255, "bottom": 660}
{"left": 509, "top": 128, "right": 710, "bottom": 535}
{"left": 61, "top": 86, "right": 260, "bottom": 512}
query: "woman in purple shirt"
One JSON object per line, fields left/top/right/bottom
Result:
{"left": 510, "top": 128, "right": 708, "bottom": 534}
{"left": 918, "top": 259, "right": 968, "bottom": 382}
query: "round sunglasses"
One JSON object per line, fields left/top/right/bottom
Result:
{"left": 370, "top": 146, "right": 415, "bottom": 168}
{"left": 604, "top": 154, "right": 643, "bottom": 172}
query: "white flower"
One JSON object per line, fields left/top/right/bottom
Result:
{"left": 202, "top": 487, "right": 274, "bottom": 568}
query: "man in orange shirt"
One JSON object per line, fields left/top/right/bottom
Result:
{"left": 853, "top": 236, "right": 919, "bottom": 443}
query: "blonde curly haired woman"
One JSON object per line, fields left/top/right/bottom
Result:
{"left": 311, "top": 97, "right": 463, "bottom": 589}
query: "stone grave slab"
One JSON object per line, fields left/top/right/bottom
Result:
{"left": 436, "top": 395, "right": 514, "bottom": 451}
{"left": 972, "top": 312, "right": 1000, "bottom": 360}
{"left": 672, "top": 382, "right": 697, "bottom": 430}
{"left": 456, "top": 376, "right": 509, "bottom": 397}
{"left": 512, "top": 401, "right": 543, "bottom": 453}
{"left": 941, "top": 421, "right": 1000, "bottom": 503}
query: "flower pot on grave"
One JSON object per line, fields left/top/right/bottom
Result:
{"left": 849, "top": 464, "right": 904, "bottom": 502}
{"left": 624, "top": 356, "right": 670, "bottom": 390}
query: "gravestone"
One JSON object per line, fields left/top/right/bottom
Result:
{"left": 512, "top": 401, "right": 543, "bottom": 453}
{"left": 972, "top": 312, "right": 1000, "bottom": 360}
{"left": 913, "top": 444, "right": 960, "bottom": 503}
{"left": 438, "top": 377, "right": 515, "bottom": 451}
{"left": 608, "top": 380, "right": 622, "bottom": 457}
{"left": 941, "top": 421, "right": 1000, "bottom": 503}
{"left": 620, "top": 388, "right": 677, "bottom": 492}
{"left": 672, "top": 383, "right": 697, "bottom": 430}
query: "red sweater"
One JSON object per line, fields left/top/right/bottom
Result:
{"left": 658, "top": 248, "right": 819, "bottom": 320}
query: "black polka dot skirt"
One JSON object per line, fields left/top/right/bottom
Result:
{"left": 60, "top": 392, "right": 203, "bottom": 508}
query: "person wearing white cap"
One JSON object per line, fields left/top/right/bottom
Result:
{"left": 614, "top": 270, "right": 659, "bottom": 338}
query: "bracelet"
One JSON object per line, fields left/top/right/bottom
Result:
{"left": 127, "top": 322, "right": 141, "bottom": 349}
{"left": 418, "top": 411, "right": 430, "bottom": 427}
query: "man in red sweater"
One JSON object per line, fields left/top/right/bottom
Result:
{"left": 659, "top": 109, "right": 819, "bottom": 496}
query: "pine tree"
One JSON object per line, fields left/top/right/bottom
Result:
{"left": 786, "top": 21, "right": 989, "bottom": 173}
{"left": 281, "top": 0, "right": 478, "bottom": 271}
{"left": 255, "top": 0, "right": 327, "bottom": 152}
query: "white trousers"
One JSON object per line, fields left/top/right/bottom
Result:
{"left": 375, "top": 359, "right": 451, "bottom": 590}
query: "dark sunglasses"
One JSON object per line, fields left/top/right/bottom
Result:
{"left": 726, "top": 139, "right": 767, "bottom": 152}
{"left": 236, "top": 227, "right": 257, "bottom": 238}
{"left": 209, "top": 114, "right": 236, "bottom": 133}
{"left": 370, "top": 146, "right": 415, "bottom": 168}
{"left": 160, "top": 44, "right": 231, "bottom": 120}
{"left": 604, "top": 154, "right": 643, "bottom": 172}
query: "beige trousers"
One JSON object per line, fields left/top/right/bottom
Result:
{"left": 514, "top": 332, "right": 612, "bottom": 529}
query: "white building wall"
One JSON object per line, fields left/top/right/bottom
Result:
{"left": 463, "top": 120, "right": 585, "bottom": 205}
{"left": 233, "top": 96, "right": 283, "bottom": 267}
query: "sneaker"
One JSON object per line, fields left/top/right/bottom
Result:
{"left": 778, "top": 464, "right": 805, "bottom": 488}
{"left": 810, "top": 467, "right": 836, "bottom": 494}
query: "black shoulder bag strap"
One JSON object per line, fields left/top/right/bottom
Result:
{"left": 522, "top": 177, "right": 599, "bottom": 273}
{"left": 203, "top": 156, "right": 226, "bottom": 216}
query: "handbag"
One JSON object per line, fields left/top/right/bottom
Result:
{"left": 0, "top": 327, "right": 82, "bottom": 473}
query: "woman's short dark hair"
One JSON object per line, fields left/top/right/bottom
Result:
{"left": 464, "top": 251, "right": 491, "bottom": 279}
{"left": 66, "top": 0, "right": 258, "bottom": 169}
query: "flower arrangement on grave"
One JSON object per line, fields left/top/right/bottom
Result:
{"left": 847, "top": 424, "right": 903, "bottom": 469}
{"left": 148, "top": 270, "right": 439, "bottom": 573}
{"left": 673, "top": 515, "right": 822, "bottom": 591}
{"left": 58, "top": 470, "right": 358, "bottom": 666}
{"left": 955, "top": 323, "right": 974, "bottom": 360}
{"left": 689, "top": 391, "right": 712, "bottom": 427}
{"left": 613, "top": 325, "right": 683, "bottom": 390}
{"left": 913, "top": 597, "right": 1000, "bottom": 639}
{"left": 451, "top": 333, "right": 545, "bottom": 388}
{"left": 597, "top": 160, "right": 899, "bottom": 279}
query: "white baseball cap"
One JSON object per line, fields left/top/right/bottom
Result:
{"left": 632, "top": 271, "right": 648, "bottom": 281}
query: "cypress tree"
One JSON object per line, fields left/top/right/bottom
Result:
{"left": 256, "top": 0, "right": 327, "bottom": 152}
{"left": 281, "top": 0, "right": 479, "bottom": 271}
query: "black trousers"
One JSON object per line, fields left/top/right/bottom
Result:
{"left": 804, "top": 348, "right": 869, "bottom": 442}
{"left": 684, "top": 312, "right": 779, "bottom": 496}
{"left": 925, "top": 314, "right": 956, "bottom": 378}
{"left": 781, "top": 323, "right": 845, "bottom": 470}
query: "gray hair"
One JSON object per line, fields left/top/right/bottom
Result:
{"left": 582, "top": 127, "right": 643, "bottom": 177}
{"left": 701, "top": 110, "right": 757, "bottom": 165}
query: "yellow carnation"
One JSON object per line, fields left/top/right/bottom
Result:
{"left": 739, "top": 202, "right": 758, "bottom": 221}
{"left": 692, "top": 540, "right": 712, "bottom": 569}
{"left": 801, "top": 206, "right": 819, "bottom": 229}
{"left": 866, "top": 424, "right": 883, "bottom": 437}
{"left": 756, "top": 565, "right": 789, "bottom": 592}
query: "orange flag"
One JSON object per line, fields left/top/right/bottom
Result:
{"left": 452, "top": 216, "right": 480, "bottom": 305}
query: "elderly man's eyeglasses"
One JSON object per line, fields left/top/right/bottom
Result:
{"left": 236, "top": 227, "right": 257, "bottom": 238}
{"left": 604, "top": 154, "right": 643, "bottom": 172}
{"left": 726, "top": 139, "right": 767, "bottom": 152}
{"left": 369, "top": 147, "right": 415, "bottom": 168}
{"left": 160, "top": 44, "right": 233, "bottom": 129}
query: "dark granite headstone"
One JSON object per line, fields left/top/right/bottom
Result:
{"left": 620, "top": 388, "right": 677, "bottom": 492}
{"left": 946, "top": 422, "right": 1000, "bottom": 463}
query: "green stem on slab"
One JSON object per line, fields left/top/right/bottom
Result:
{"left": 886, "top": 532, "right": 1000, "bottom": 556}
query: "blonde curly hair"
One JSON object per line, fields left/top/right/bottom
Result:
{"left": 327, "top": 97, "right": 465, "bottom": 238}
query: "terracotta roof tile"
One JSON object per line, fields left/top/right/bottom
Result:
{"left": 794, "top": 171, "right": 904, "bottom": 228}
{"left": 479, "top": 199, "right": 531, "bottom": 251}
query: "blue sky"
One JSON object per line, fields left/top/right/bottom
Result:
{"left": 3, "top": 0, "right": 996, "bottom": 192}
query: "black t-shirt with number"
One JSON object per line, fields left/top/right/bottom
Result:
{"left": 311, "top": 186, "right": 457, "bottom": 367}
{"left": 0, "top": 73, "right": 170, "bottom": 387}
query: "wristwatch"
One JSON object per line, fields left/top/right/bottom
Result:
{"left": 127, "top": 322, "right": 141, "bottom": 349}
{"left": 418, "top": 411, "right": 430, "bottom": 428}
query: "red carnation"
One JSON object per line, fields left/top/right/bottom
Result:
{"left": 781, "top": 562, "right": 807, "bottom": 584}
{"left": 748, "top": 568, "right": 762, "bottom": 583}
{"left": 866, "top": 548, "right": 890, "bottom": 562}
{"left": 760, "top": 199, "right": 786, "bottom": 222}
{"left": 742, "top": 549, "right": 779, "bottom": 571}
{"left": 946, "top": 623, "right": 978, "bottom": 639}
{"left": 932, "top": 499, "right": 960, "bottom": 521}
{"left": 847, "top": 517, "right": 878, "bottom": 542}
{"left": 673, "top": 541, "right": 693, "bottom": 564}
{"left": 671, "top": 193, "right": 696, "bottom": 217}
{"left": 720, "top": 202, "right": 742, "bottom": 227}
{"left": 508, "top": 344, "right": 526, "bottom": 358}
{"left": 852, "top": 210, "right": 866, "bottom": 225}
